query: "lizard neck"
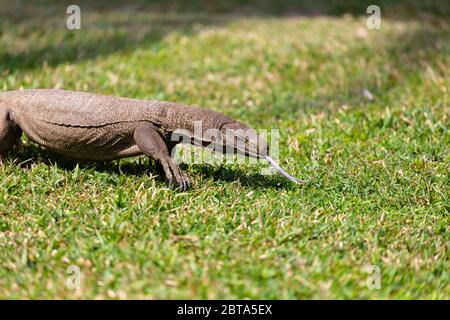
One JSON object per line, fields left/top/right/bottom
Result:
{"left": 152, "top": 102, "right": 235, "bottom": 139}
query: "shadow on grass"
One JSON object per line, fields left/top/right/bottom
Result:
{"left": 9, "top": 143, "right": 288, "bottom": 189}
{"left": 1, "top": 0, "right": 447, "bottom": 74}
{"left": 183, "top": 163, "right": 291, "bottom": 189}
{"left": 0, "top": 2, "right": 229, "bottom": 73}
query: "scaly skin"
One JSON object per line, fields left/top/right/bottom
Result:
{"left": 0, "top": 89, "right": 267, "bottom": 191}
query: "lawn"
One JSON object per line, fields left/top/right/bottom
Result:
{"left": 0, "top": 0, "right": 448, "bottom": 299}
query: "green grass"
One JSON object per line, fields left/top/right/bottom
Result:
{"left": 0, "top": 1, "right": 448, "bottom": 299}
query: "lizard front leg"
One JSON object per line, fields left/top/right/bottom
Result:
{"left": 133, "top": 122, "right": 190, "bottom": 191}
{"left": 0, "top": 104, "right": 22, "bottom": 164}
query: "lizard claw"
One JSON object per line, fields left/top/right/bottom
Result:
{"left": 176, "top": 169, "right": 191, "bottom": 192}
{"left": 166, "top": 176, "right": 174, "bottom": 188}
{"left": 179, "top": 174, "right": 191, "bottom": 192}
{"left": 161, "top": 159, "right": 191, "bottom": 192}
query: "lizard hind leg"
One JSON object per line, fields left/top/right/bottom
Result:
{"left": 0, "top": 104, "right": 22, "bottom": 165}
{"left": 133, "top": 122, "right": 191, "bottom": 191}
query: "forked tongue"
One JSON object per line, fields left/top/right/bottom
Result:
{"left": 265, "top": 156, "right": 305, "bottom": 185}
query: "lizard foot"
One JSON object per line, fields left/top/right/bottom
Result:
{"left": 160, "top": 159, "right": 191, "bottom": 192}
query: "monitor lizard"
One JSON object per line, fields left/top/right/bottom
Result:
{"left": 0, "top": 89, "right": 304, "bottom": 191}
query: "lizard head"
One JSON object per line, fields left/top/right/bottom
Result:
{"left": 219, "top": 121, "right": 269, "bottom": 159}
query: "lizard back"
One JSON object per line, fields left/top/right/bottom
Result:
{"left": 1, "top": 89, "right": 166, "bottom": 127}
